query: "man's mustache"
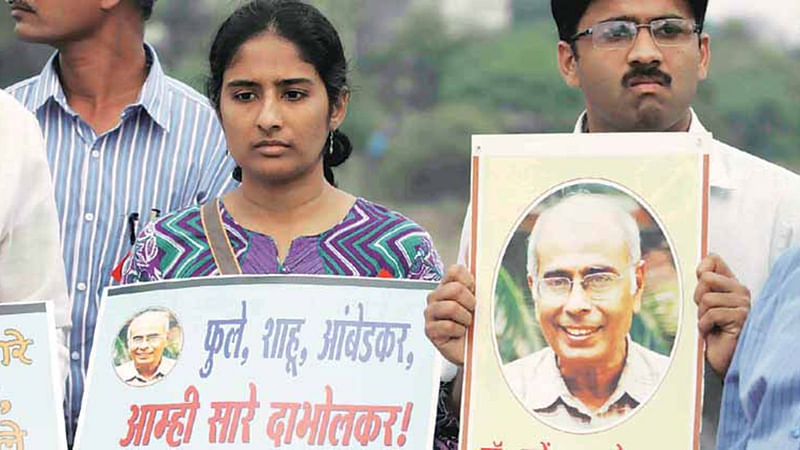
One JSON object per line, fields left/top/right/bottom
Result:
{"left": 6, "top": 0, "right": 35, "bottom": 12}
{"left": 622, "top": 63, "right": 672, "bottom": 88}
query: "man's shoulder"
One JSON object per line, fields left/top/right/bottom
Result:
{"left": 747, "top": 247, "right": 800, "bottom": 329}
{"left": 503, "top": 348, "right": 562, "bottom": 406}
{"left": 161, "top": 75, "right": 217, "bottom": 114}
{"left": 4, "top": 74, "right": 45, "bottom": 113}
{"left": 769, "top": 247, "right": 800, "bottom": 285}
{"left": 115, "top": 360, "right": 137, "bottom": 380}
{"left": 5, "top": 74, "right": 40, "bottom": 98}
{"left": 160, "top": 356, "right": 177, "bottom": 371}
{"left": 713, "top": 138, "right": 800, "bottom": 185}
{"left": 0, "top": 88, "right": 34, "bottom": 120}
{"left": 0, "top": 89, "right": 42, "bottom": 152}
{"left": 503, "top": 348, "right": 553, "bottom": 382}
{"left": 628, "top": 340, "right": 670, "bottom": 375}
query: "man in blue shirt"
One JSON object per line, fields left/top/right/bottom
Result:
{"left": 718, "top": 248, "right": 800, "bottom": 449}
{"left": 5, "top": 0, "right": 234, "bottom": 442}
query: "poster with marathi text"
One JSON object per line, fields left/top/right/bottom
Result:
{"left": 75, "top": 275, "right": 440, "bottom": 449}
{"left": 462, "top": 133, "right": 709, "bottom": 450}
{"left": 0, "top": 301, "right": 67, "bottom": 450}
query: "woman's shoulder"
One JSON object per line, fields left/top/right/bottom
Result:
{"left": 322, "top": 198, "right": 444, "bottom": 280}
{"left": 121, "top": 204, "right": 209, "bottom": 283}
{"left": 350, "top": 198, "right": 430, "bottom": 233}
{"left": 147, "top": 205, "right": 207, "bottom": 242}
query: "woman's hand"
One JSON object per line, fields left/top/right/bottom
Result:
{"left": 424, "top": 264, "right": 476, "bottom": 366}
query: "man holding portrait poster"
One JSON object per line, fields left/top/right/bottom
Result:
{"left": 425, "top": 0, "right": 800, "bottom": 447}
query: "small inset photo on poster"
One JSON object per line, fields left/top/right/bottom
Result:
{"left": 112, "top": 307, "right": 183, "bottom": 387}
{"left": 493, "top": 179, "right": 681, "bottom": 433}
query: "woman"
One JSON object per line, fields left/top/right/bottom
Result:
{"left": 122, "top": 0, "right": 441, "bottom": 282}
{"left": 121, "top": 1, "right": 458, "bottom": 448}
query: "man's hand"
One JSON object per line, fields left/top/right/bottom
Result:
{"left": 694, "top": 254, "right": 750, "bottom": 376}
{"left": 425, "top": 264, "right": 476, "bottom": 366}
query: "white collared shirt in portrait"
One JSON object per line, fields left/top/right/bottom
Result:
{"left": 503, "top": 336, "right": 669, "bottom": 431}
{"left": 115, "top": 356, "right": 177, "bottom": 387}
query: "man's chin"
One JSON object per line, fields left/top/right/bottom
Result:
{"left": 556, "top": 351, "right": 602, "bottom": 364}
{"left": 13, "top": 27, "right": 52, "bottom": 44}
{"left": 630, "top": 103, "right": 668, "bottom": 131}
{"left": 133, "top": 357, "right": 155, "bottom": 367}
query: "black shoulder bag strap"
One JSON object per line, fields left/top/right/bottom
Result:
{"left": 200, "top": 199, "right": 243, "bottom": 275}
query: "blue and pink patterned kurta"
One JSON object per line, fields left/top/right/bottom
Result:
{"left": 122, "top": 198, "right": 443, "bottom": 282}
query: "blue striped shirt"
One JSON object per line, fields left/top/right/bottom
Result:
{"left": 5, "top": 44, "right": 235, "bottom": 438}
{"left": 718, "top": 247, "right": 800, "bottom": 449}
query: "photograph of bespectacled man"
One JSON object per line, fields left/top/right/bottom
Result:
{"left": 494, "top": 181, "right": 680, "bottom": 433}
{"left": 112, "top": 308, "right": 183, "bottom": 387}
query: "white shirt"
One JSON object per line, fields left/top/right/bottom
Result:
{"left": 455, "top": 109, "right": 800, "bottom": 446}
{"left": 503, "top": 338, "right": 669, "bottom": 432}
{"left": 115, "top": 356, "right": 177, "bottom": 387}
{"left": 0, "top": 89, "right": 70, "bottom": 385}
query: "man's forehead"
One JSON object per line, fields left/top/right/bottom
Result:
{"left": 535, "top": 203, "right": 630, "bottom": 268}
{"left": 538, "top": 196, "right": 627, "bottom": 233}
{"left": 129, "top": 314, "right": 167, "bottom": 334}
{"left": 536, "top": 230, "right": 630, "bottom": 271}
{"left": 580, "top": 0, "right": 694, "bottom": 26}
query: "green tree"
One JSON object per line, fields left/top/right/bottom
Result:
{"left": 510, "top": 0, "right": 552, "bottom": 27}
{"left": 372, "top": 102, "right": 500, "bottom": 202}
{"left": 695, "top": 21, "right": 800, "bottom": 170}
{"left": 439, "top": 21, "right": 583, "bottom": 133}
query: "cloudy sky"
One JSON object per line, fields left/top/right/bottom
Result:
{"left": 707, "top": 0, "right": 800, "bottom": 45}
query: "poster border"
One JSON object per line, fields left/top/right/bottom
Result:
{"left": 77, "top": 274, "right": 441, "bottom": 449}
{"left": 107, "top": 274, "right": 439, "bottom": 297}
{"left": 0, "top": 302, "right": 47, "bottom": 315}
{"left": 0, "top": 300, "right": 68, "bottom": 450}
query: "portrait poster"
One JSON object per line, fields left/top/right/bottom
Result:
{"left": 462, "top": 133, "right": 710, "bottom": 450}
{"left": 74, "top": 275, "right": 440, "bottom": 449}
{"left": 0, "top": 301, "right": 68, "bottom": 450}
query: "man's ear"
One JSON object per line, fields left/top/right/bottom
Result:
{"left": 99, "top": 0, "right": 125, "bottom": 11}
{"left": 697, "top": 34, "right": 711, "bottom": 81}
{"left": 528, "top": 274, "right": 543, "bottom": 324}
{"left": 557, "top": 41, "right": 581, "bottom": 88}
{"left": 632, "top": 260, "right": 645, "bottom": 313}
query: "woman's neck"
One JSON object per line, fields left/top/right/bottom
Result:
{"left": 222, "top": 167, "right": 355, "bottom": 261}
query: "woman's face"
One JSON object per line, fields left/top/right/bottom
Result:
{"left": 220, "top": 32, "right": 347, "bottom": 184}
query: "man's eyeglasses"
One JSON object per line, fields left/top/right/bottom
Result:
{"left": 570, "top": 18, "right": 700, "bottom": 50}
{"left": 130, "top": 334, "right": 165, "bottom": 346}
{"left": 537, "top": 270, "right": 628, "bottom": 301}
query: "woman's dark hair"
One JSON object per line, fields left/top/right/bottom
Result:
{"left": 136, "top": 0, "right": 155, "bottom": 21}
{"left": 207, "top": 0, "right": 352, "bottom": 186}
